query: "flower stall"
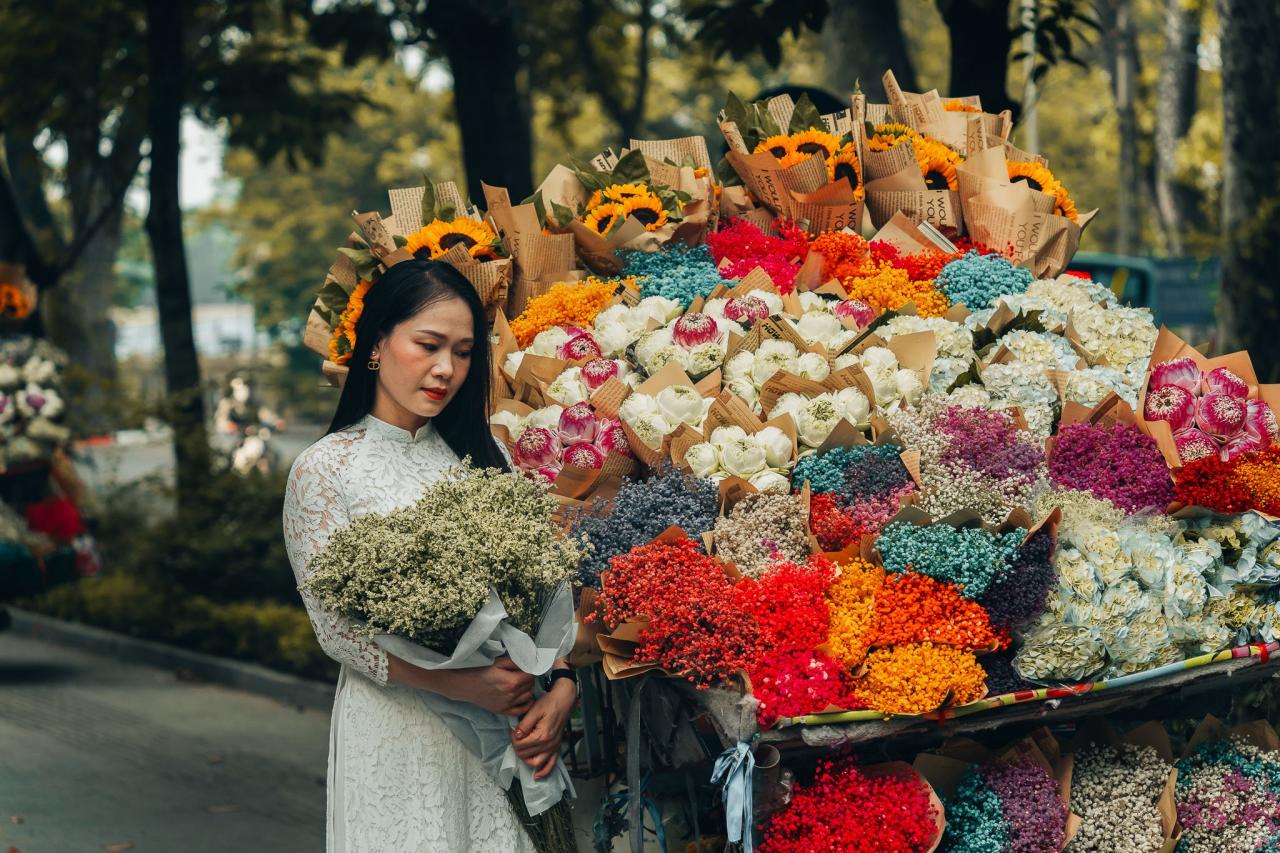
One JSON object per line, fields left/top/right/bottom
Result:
{"left": 0, "top": 263, "right": 98, "bottom": 606}
{"left": 304, "top": 72, "right": 1280, "bottom": 852}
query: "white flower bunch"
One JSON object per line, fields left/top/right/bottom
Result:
{"left": 542, "top": 361, "right": 642, "bottom": 406}
{"left": 722, "top": 339, "right": 831, "bottom": 414}
{"left": 771, "top": 388, "right": 870, "bottom": 450}
{"left": 617, "top": 384, "right": 712, "bottom": 449}
{"left": 833, "top": 345, "right": 925, "bottom": 411}
{"left": 785, "top": 308, "right": 859, "bottom": 352}
{"left": 1065, "top": 365, "right": 1138, "bottom": 408}
{"left": 1070, "top": 301, "right": 1158, "bottom": 377}
{"left": 996, "top": 330, "right": 1081, "bottom": 372}
{"left": 631, "top": 311, "right": 738, "bottom": 378}
{"left": 590, "top": 297, "right": 683, "bottom": 357}
{"left": 880, "top": 315, "right": 975, "bottom": 361}
{"left": 490, "top": 404, "right": 565, "bottom": 441}
{"left": 978, "top": 362, "right": 1059, "bottom": 437}
{"left": 684, "top": 425, "right": 793, "bottom": 492}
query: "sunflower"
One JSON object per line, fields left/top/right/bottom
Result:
{"left": 789, "top": 128, "right": 842, "bottom": 160}
{"left": 328, "top": 278, "right": 373, "bottom": 365}
{"left": 1053, "top": 185, "right": 1080, "bottom": 222}
{"left": 1006, "top": 161, "right": 1061, "bottom": 196}
{"left": 866, "top": 123, "right": 919, "bottom": 153}
{"left": 754, "top": 134, "right": 795, "bottom": 159}
{"left": 583, "top": 201, "right": 627, "bottom": 235}
{"left": 913, "top": 136, "right": 962, "bottom": 167}
{"left": 918, "top": 153, "right": 959, "bottom": 191}
{"left": 943, "top": 99, "right": 982, "bottom": 113}
{"left": 404, "top": 216, "right": 499, "bottom": 260}
{"left": 778, "top": 149, "right": 816, "bottom": 170}
{"left": 619, "top": 195, "right": 668, "bottom": 230}
{"left": 588, "top": 182, "right": 653, "bottom": 211}
{"left": 826, "top": 144, "right": 864, "bottom": 198}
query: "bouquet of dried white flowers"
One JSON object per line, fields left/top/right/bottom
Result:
{"left": 302, "top": 460, "right": 586, "bottom": 838}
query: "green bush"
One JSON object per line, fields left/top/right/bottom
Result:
{"left": 20, "top": 466, "right": 338, "bottom": 681}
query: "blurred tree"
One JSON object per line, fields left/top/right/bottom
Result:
{"left": 0, "top": 0, "right": 148, "bottom": 429}
{"left": 1215, "top": 0, "right": 1280, "bottom": 378}
{"left": 1097, "top": 0, "right": 1145, "bottom": 254}
{"left": 823, "top": 0, "right": 919, "bottom": 99}
{"left": 1153, "top": 0, "right": 1204, "bottom": 253}
{"left": 691, "top": 0, "right": 1098, "bottom": 116}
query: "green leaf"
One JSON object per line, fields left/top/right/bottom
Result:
{"left": 438, "top": 204, "right": 457, "bottom": 223}
{"left": 393, "top": 234, "right": 407, "bottom": 247}
{"left": 716, "top": 155, "right": 743, "bottom": 186}
{"left": 550, "top": 200, "right": 575, "bottom": 228}
{"left": 610, "top": 149, "right": 652, "bottom": 185}
{"left": 723, "top": 91, "right": 749, "bottom": 128}
{"left": 524, "top": 190, "right": 548, "bottom": 228}
{"left": 788, "top": 93, "right": 822, "bottom": 134}
{"left": 864, "top": 120, "right": 878, "bottom": 139}
{"left": 336, "top": 247, "right": 379, "bottom": 280}
{"left": 567, "top": 155, "right": 611, "bottom": 192}
{"left": 421, "top": 179, "right": 437, "bottom": 223}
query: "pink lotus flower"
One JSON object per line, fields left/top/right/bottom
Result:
{"left": 595, "top": 418, "right": 632, "bottom": 457}
{"left": 1143, "top": 384, "right": 1196, "bottom": 432}
{"left": 1203, "top": 367, "right": 1249, "bottom": 400}
{"left": 1196, "top": 392, "right": 1247, "bottom": 438}
{"left": 833, "top": 299, "right": 876, "bottom": 328}
{"left": 1221, "top": 434, "right": 1265, "bottom": 462}
{"left": 1246, "top": 400, "right": 1280, "bottom": 445}
{"left": 533, "top": 465, "right": 562, "bottom": 484}
{"left": 723, "top": 295, "right": 771, "bottom": 324}
{"left": 557, "top": 403, "right": 598, "bottom": 446}
{"left": 558, "top": 333, "right": 603, "bottom": 361}
{"left": 1175, "top": 428, "right": 1219, "bottom": 463}
{"left": 563, "top": 442, "right": 605, "bottom": 470}
{"left": 1149, "top": 357, "right": 1201, "bottom": 392}
{"left": 581, "top": 358, "right": 620, "bottom": 392}
{"left": 515, "top": 426, "right": 561, "bottom": 469}
{"left": 672, "top": 313, "right": 724, "bottom": 350}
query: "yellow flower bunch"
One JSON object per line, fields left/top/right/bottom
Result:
{"left": 510, "top": 277, "right": 625, "bottom": 347}
{"left": 825, "top": 559, "right": 884, "bottom": 669}
{"left": 582, "top": 183, "right": 669, "bottom": 234}
{"left": 404, "top": 217, "right": 501, "bottom": 262}
{"left": 867, "top": 123, "right": 963, "bottom": 192}
{"left": 752, "top": 130, "right": 864, "bottom": 199}
{"left": 328, "top": 279, "right": 373, "bottom": 365}
{"left": 841, "top": 264, "right": 951, "bottom": 318}
{"left": 943, "top": 99, "right": 982, "bottom": 113}
{"left": 853, "top": 642, "right": 987, "bottom": 715}
{"left": 0, "top": 282, "right": 33, "bottom": 319}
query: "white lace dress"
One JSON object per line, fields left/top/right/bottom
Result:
{"left": 283, "top": 414, "right": 538, "bottom": 853}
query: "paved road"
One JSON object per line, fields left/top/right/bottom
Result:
{"left": 0, "top": 630, "right": 331, "bottom": 853}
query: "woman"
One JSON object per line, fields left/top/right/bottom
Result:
{"left": 283, "top": 259, "right": 577, "bottom": 851}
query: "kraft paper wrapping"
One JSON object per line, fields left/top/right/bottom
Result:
{"left": 1134, "top": 326, "right": 1280, "bottom": 469}
{"left": 864, "top": 161, "right": 964, "bottom": 232}
{"left": 956, "top": 146, "right": 1097, "bottom": 277}
{"left": 720, "top": 145, "right": 864, "bottom": 236}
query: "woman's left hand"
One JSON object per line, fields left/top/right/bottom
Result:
{"left": 511, "top": 678, "right": 576, "bottom": 779}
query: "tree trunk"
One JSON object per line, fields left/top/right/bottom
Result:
{"left": 145, "top": 0, "right": 210, "bottom": 501}
{"left": 823, "top": 0, "right": 918, "bottom": 101}
{"left": 1216, "top": 0, "right": 1280, "bottom": 376}
{"left": 1154, "top": 0, "right": 1203, "bottom": 254}
{"left": 935, "top": 0, "right": 1017, "bottom": 116}
{"left": 576, "top": 0, "right": 653, "bottom": 144}
{"left": 1101, "top": 0, "right": 1142, "bottom": 256}
{"left": 427, "top": 1, "right": 533, "bottom": 202}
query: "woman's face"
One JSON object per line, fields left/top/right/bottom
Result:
{"left": 370, "top": 295, "right": 474, "bottom": 426}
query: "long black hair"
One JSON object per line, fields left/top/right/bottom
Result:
{"left": 326, "top": 259, "right": 510, "bottom": 471}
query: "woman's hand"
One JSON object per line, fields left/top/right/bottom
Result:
{"left": 402, "top": 655, "right": 534, "bottom": 717}
{"left": 511, "top": 678, "right": 576, "bottom": 779}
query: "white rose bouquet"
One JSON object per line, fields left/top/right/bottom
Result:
{"left": 684, "top": 424, "right": 795, "bottom": 491}
{"left": 617, "top": 384, "right": 712, "bottom": 450}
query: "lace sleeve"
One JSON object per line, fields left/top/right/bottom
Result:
{"left": 283, "top": 438, "right": 390, "bottom": 686}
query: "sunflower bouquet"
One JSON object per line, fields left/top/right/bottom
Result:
{"left": 861, "top": 120, "right": 966, "bottom": 232}
{"left": 303, "top": 181, "right": 514, "bottom": 383}
{"left": 531, "top": 148, "right": 710, "bottom": 275}
{"left": 956, "top": 144, "right": 1096, "bottom": 278}
{"left": 717, "top": 91, "right": 865, "bottom": 235}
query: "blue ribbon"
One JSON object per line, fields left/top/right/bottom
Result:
{"left": 711, "top": 741, "right": 756, "bottom": 852}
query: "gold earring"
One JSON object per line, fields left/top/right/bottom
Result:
{"left": 367, "top": 358, "right": 380, "bottom": 371}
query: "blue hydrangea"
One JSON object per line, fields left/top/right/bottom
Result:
{"left": 936, "top": 251, "right": 1034, "bottom": 310}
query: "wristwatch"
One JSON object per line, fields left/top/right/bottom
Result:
{"left": 541, "top": 667, "right": 578, "bottom": 693}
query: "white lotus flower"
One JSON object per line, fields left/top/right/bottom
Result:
{"left": 638, "top": 296, "right": 683, "bottom": 325}
{"left": 634, "top": 327, "right": 675, "bottom": 367}
{"left": 756, "top": 425, "right": 792, "bottom": 468}
{"left": 687, "top": 341, "right": 726, "bottom": 376}
{"left": 796, "top": 352, "right": 831, "bottom": 382}
{"left": 726, "top": 377, "right": 761, "bottom": 412}
{"left": 749, "top": 469, "right": 791, "bottom": 494}
{"left": 490, "top": 409, "right": 524, "bottom": 437}
{"left": 725, "top": 351, "right": 755, "bottom": 382}
{"left": 656, "top": 385, "right": 706, "bottom": 427}
{"left": 798, "top": 396, "right": 841, "bottom": 448}
{"left": 834, "top": 387, "right": 871, "bottom": 425}
{"left": 618, "top": 394, "right": 660, "bottom": 423}
{"left": 721, "top": 437, "right": 768, "bottom": 478}
{"left": 528, "top": 326, "right": 572, "bottom": 357}
{"left": 686, "top": 442, "right": 721, "bottom": 478}
{"left": 525, "top": 405, "right": 565, "bottom": 432}
{"left": 798, "top": 292, "right": 829, "bottom": 312}
{"left": 593, "top": 322, "right": 634, "bottom": 357}
{"left": 895, "top": 369, "right": 925, "bottom": 406}
{"left": 772, "top": 392, "right": 810, "bottom": 420}
{"left": 757, "top": 339, "right": 800, "bottom": 360}
{"left": 833, "top": 352, "right": 859, "bottom": 370}
{"left": 794, "top": 311, "right": 843, "bottom": 346}
{"left": 546, "top": 367, "right": 589, "bottom": 406}
{"left": 860, "top": 346, "right": 899, "bottom": 374}
{"left": 503, "top": 351, "right": 525, "bottom": 378}
{"left": 710, "top": 425, "right": 748, "bottom": 445}
{"left": 627, "top": 412, "right": 674, "bottom": 450}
